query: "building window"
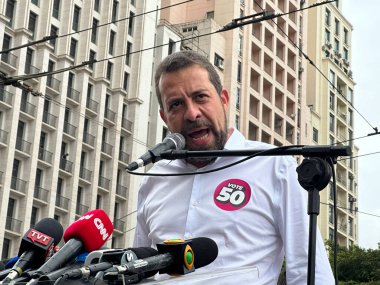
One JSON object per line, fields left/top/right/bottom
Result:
{"left": 237, "top": 61, "right": 242, "bottom": 82}
{"left": 28, "top": 12, "right": 38, "bottom": 38}
{"left": 206, "top": 11, "right": 214, "bottom": 19}
{"left": 325, "top": 8, "right": 330, "bottom": 26}
{"left": 69, "top": 38, "right": 77, "bottom": 58}
{"left": 343, "top": 28, "right": 349, "bottom": 45}
{"left": 128, "top": 11, "right": 135, "bottom": 36}
{"left": 31, "top": 0, "right": 39, "bottom": 6}
{"left": 72, "top": 5, "right": 81, "bottom": 31}
{"left": 91, "top": 18, "right": 99, "bottom": 43}
{"left": 328, "top": 204, "right": 334, "bottom": 224}
{"left": 329, "top": 70, "right": 335, "bottom": 88}
{"left": 123, "top": 72, "right": 129, "bottom": 91}
{"left": 112, "top": 0, "right": 119, "bottom": 22}
{"left": 106, "top": 62, "right": 113, "bottom": 81}
{"left": 94, "top": 0, "right": 100, "bottom": 11}
{"left": 89, "top": 50, "right": 96, "bottom": 69}
{"left": 6, "top": 0, "right": 16, "bottom": 27}
{"left": 236, "top": 87, "right": 241, "bottom": 110}
{"left": 130, "top": 0, "right": 135, "bottom": 6}
{"left": 52, "top": 0, "right": 60, "bottom": 19}
{"left": 334, "top": 18, "right": 340, "bottom": 35}
{"left": 50, "top": 25, "right": 59, "bottom": 48}
{"left": 214, "top": 53, "right": 224, "bottom": 70}
{"left": 30, "top": 206, "right": 38, "bottom": 227}
{"left": 126, "top": 42, "right": 132, "bottom": 65}
{"left": 168, "top": 39, "right": 175, "bottom": 55}
{"left": 312, "top": 127, "right": 319, "bottom": 143}
{"left": 329, "top": 113, "right": 335, "bottom": 132}
{"left": 329, "top": 92, "right": 335, "bottom": 110}
{"left": 324, "top": 29, "right": 330, "bottom": 44}
{"left": 343, "top": 48, "right": 348, "bottom": 60}
{"left": 235, "top": 115, "right": 240, "bottom": 130}
{"left": 334, "top": 38, "right": 339, "bottom": 52}
{"left": 109, "top": 30, "right": 116, "bottom": 55}
{"left": 1, "top": 238, "right": 11, "bottom": 259}
{"left": 24, "top": 48, "right": 34, "bottom": 74}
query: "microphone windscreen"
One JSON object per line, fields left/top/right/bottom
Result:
{"left": 63, "top": 209, "right": 114, "bottom": 252}
{"left": 130, "top": 247, "right": 158, "bottom": 259}
{"left": 34, "top": 218, "right": 64, "bottom": 244}
{"left": 18, "top": 218, "right": 63, "bottom": 256}
{"left": 190, "top": 237, "right": 218, "bottom": 269}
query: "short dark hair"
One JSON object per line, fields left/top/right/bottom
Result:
{"left": 154, "top": 50, "right": 223, "bottom": 109}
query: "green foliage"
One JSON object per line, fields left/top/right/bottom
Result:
{"left": 327, "top": 241, "right": 380, "bottom": 283}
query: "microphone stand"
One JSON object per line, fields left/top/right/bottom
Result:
{"left": 160, "top": 145, "right": 351, "bottom": 285}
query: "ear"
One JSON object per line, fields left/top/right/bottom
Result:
{"left": 220, "top": 88, "right": 229, "bottom": 111}
{"left": 159, "top": 109, "right": 168, "bottom": 124}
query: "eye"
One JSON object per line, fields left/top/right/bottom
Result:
{"left": 168, "top": 100, "right": 183, "bottom": 110}
{"left": 195, "top": 93, "right": 208, "bottom": 102}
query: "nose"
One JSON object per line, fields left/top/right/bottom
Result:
{"left": 184, "top": 102, "right": 201, "bottom": 121}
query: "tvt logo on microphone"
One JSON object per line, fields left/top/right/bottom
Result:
{"left": 214, "top": 179, "right": 251, "bottom": 211}
{"left": 27, "top": 229, "right": 52, "bottom": 246}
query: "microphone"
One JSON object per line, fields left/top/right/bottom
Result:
{"left": 102, "top": 237, "right": 218, "bottom": 282}
{"left": 0, "top": 218, "right": 63, "bottom": 284}
{"left": 53, "top": 247, "right": 157, "bottom": 284}
{"left": 126, "top": 133, "right": 185, "bottom": 171}
{"left": 30, "top": 209, "right": 113, "bottom": 279}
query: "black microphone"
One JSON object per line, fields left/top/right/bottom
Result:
{"left": 126, "top": 133, "right": 185, "bottom": 171}
{"left": 102, "top": 237, "right": 218, "bottom": 282}
{"left": 29, "top": 209, "right": 113, "bottom": 279}
{"left": 53, "top": 247, "right": 157, "bottom": 284}
{"left": 0, "top": 218, "right": 63, "bottom": 284}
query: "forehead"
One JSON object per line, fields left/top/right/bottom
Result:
{"left": 159, "top": 65, "right": 212, "bottom": 93}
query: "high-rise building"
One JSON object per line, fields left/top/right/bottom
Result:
{"left": 0, "top": 0, "right": 158, "bottom": 257}
{"left": 307, "top": 0, "right": 358, "bottom": 247}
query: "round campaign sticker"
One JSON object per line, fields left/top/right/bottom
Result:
{"left": 213, "top": 179, "right": 251, "bottom": 211}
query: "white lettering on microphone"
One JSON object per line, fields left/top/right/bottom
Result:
{"left": 78, "top": 214, "right": 94, "bottom": 221}
{"left": 94, "top": 218, "right": 109, "bottom": 240}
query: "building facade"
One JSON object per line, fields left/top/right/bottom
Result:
{"left": 306, "top": 0, "right": 359, "bottom": 247}
{"left": 0, "top": 0, "right": 158, "bottom": 257}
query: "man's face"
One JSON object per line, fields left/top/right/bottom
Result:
{"left": 159, "top": 65, "right": 229, "bottom": 163}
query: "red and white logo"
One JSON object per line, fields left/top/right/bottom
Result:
{"left": 214, "top": 179, "right": 251, "bottom": 211}
{"left": 27, "top": 229, "right": 52, "bottom": 246}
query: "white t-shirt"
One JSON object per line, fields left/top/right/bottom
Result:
{"left": 134, "top": 129, "right": 335, "bottom": 284}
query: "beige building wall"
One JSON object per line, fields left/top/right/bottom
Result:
{"left": 307, "top": 1, "right": 358, "bottom": 247}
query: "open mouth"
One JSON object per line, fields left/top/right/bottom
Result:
{"left": 188, "top": 128, "right": 210, "bottom": 141}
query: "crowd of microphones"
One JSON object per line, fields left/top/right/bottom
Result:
{"left": 0, "top": 209, "right": 218, "bottom": 285}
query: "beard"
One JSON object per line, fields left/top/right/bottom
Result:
{"left": 180, "top": 116, "right": 228, "bottom": 167}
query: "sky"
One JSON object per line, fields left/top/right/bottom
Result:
{"left": 341, "top": 1, "right": 380, "bottom": 249}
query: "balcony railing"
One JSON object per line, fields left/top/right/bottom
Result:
{"left": 34, "top": 186, "right": 49, "bottom": 202}
{"left": 121, "top": 118, "right": 133, "bottom": 132}
{"left": 1, "top": 52, "right": 17, "bottom": 67}
{"left": 83, "top": 132, "right": 95, "bottom": 147}
{"left": 10, "top": 176, "right": 27, "bottom": 194}
{"left": 24, "top": 63, "right": 40, "bottom": 75}
{"left": 59, "top": 158, "right": 73, "bottom": 173}
{"left": 67, "top": 88, "right": 80, "bottom": 103}
{"left": 116, "top": 184, "right": 128, "bottom": 198}
{"left": 38, "top": 147, "right": 53, "bottom": 164}
{"left": 79, "top": 167, "right": 92, "bottom": 181}
{"left": 119, "top": 150, "right": 129, "bottom": 164}
{"left": 76, "top": 203, "right": 89, "bottom": 216}
{"left": 56, "top": 194, "right": 70, "bottom": 210}
{"left": 0, "top": 129, "right": 8, "bottom": 145}
{"left": 114, "top": 219, "right": 125, "bottom": 232}
{"left": 46, "top": 75, "right": 61, "bottom": 91}
{"left": 5, "top": 216, "right": 22, "bottom": 233}
{"left": 0, "top": 89, "right": 13, "bottom": 105}
{"left": 42, "top": 112, "right": 57, "bottom": 128}
{"left": 16, "top": 137, "right": 32, "bottom": 154}
{"left": 20, "top": 100, "right": 37, "bottom": 117}
{"left": 101, "top": 141, "right": 113, "bottom": 156}
{"left": 63, "top": 121, "right": 77, "bottom": 137}
{"left": 86, "top": 98, "right": 98, "bottom": 113}
{"left": 104, "top": 108, "right": 116, "bottom": 122}
{"left": 98, "top": 176, "right": 110, "bottom": 190}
